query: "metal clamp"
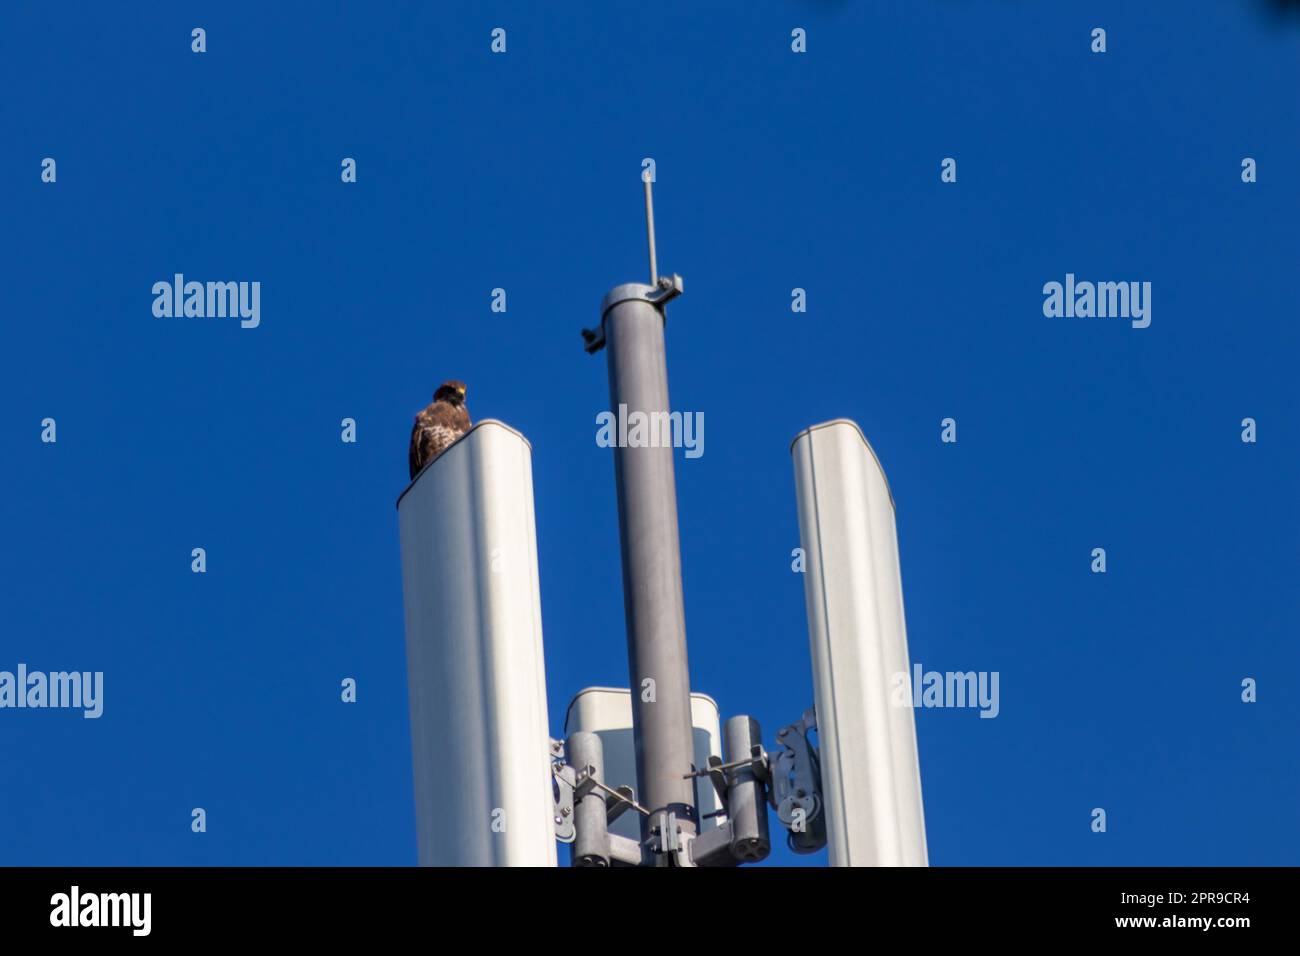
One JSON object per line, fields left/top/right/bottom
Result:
{"left": 687, "top": 742, "right": 769, "bottom": 807}
{"left": 582, "top": 274, "right": 684, "bottom": 355}
{"left": 549, "top": 739, "right": 576, "bottom": 844}
{"left": 769, "top": 708, "right": 827, "bottom": 854}
{"left": 648, "top": 810, "right": 698, "bottom": 868}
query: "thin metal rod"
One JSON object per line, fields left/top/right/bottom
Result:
{"left": 587, "top": 778, "right": 651, "bottom": 817}
{"left": 683, "top": 756, "right": 750, "bottom": 779}
{"left": 644, "top": 177, "right": 658, "bottom": 285}
{"left": 556, "top": 766, "right": 652, "bottom": 818}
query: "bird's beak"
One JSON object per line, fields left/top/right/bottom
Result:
{"left": 458, "top": 387, "right": 467, "bottom": 398}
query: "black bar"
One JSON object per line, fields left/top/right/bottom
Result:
{"left": 0, "top": 867, "right": 1286, "bottom": 940}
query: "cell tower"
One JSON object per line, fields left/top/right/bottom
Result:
{"left": 397, "top": 173, "right": 927, "bottom": 867}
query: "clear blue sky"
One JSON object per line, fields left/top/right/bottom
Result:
{"left": 2, "top": 2, "right": 1297, "bottom": 866}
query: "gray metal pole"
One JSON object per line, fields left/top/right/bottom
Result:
{"left": 567, "top": 731, "right": 611, "bottom": 867}
{"left": 600, "top": 281, "right": 696, "bottom": 863}
{"left": 723, "top": 716, "right": 770, "bottom": 862}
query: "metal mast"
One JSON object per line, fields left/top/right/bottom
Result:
{"left": 562, "top": 178, "right": 921, "bottom": 868}
{"left": 582, "top": 174, "right": 693, "bottom": 864}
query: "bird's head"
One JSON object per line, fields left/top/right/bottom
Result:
{"left": 434, "top": 380, "right": 468, "bottom": 406}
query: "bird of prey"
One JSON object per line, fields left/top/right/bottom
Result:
{"left": 409, "top": 380, "right": 471, "bottom": 479}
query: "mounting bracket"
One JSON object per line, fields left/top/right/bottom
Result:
{"left": 768, "top": 708, "right": 827, "bottom": 854}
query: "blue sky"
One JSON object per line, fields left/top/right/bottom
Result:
{"left": 1, "top": 1, "right": 1297, "bottom": 866}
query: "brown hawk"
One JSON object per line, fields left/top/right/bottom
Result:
{"left": 408, "top": 380, "right": 471, "bottom": 479}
